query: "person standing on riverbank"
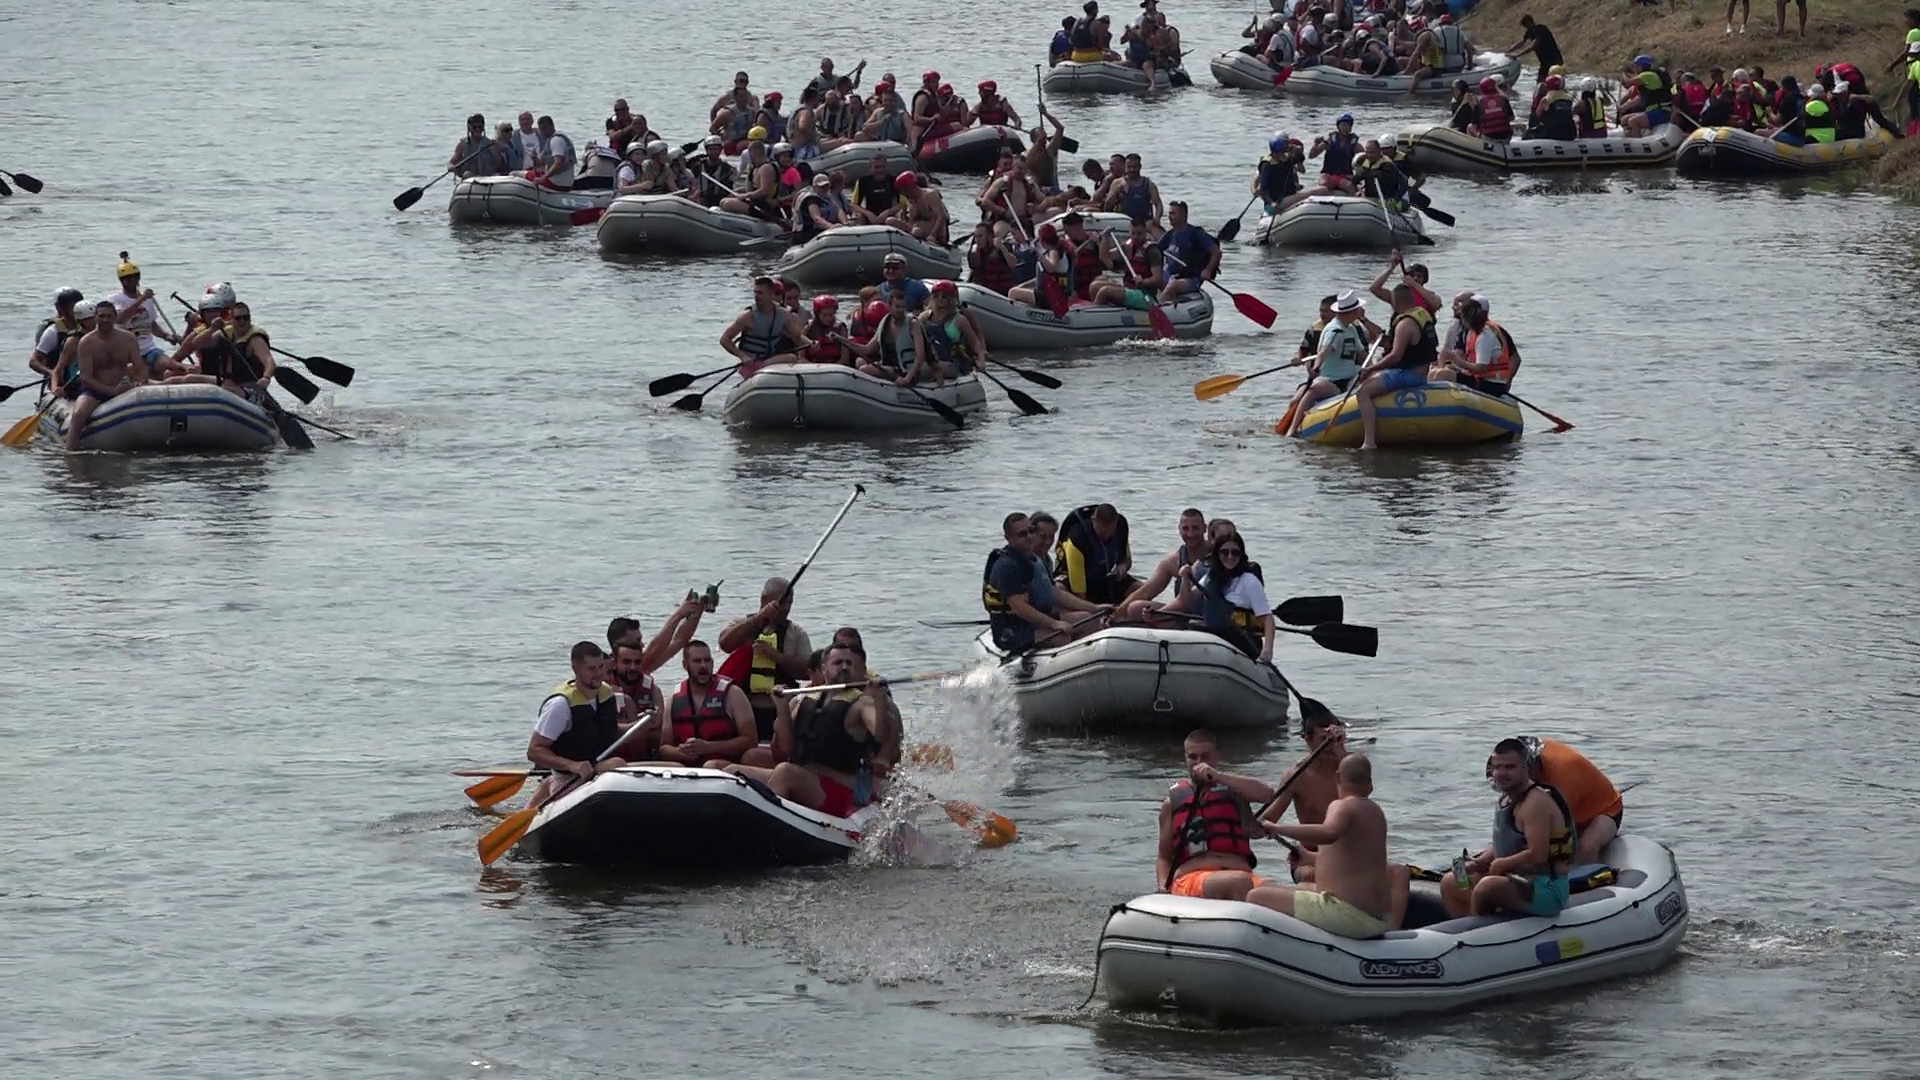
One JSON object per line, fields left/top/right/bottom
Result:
{"left": 1505, "top": 15, "right": 1562, "bottom": 83}
{"left": 1775, "top": 0, "right": 1806, "bottom": 38}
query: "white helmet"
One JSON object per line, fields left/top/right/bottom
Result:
{"left": 647, "top": 139, "right": 669, "bottom": 155}
{"left": 1264, "top": 14, "right": 1282, "bottom": 28}
{"left": 1578, "top": 77, "right": 1599, "bottom": 92}
{"left": 203, "top": 282, "right": 236, "bottom": 309}
{"left": 626, "top": 141, "right": 649, "bottom": 158}
{"left": 772, "top": 141, "right": 795, "bottom": 156}
{"left": 71, "top": 296, "right": 93, "bottom": 317}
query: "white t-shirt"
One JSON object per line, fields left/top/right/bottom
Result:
{"left": 544, "top": 133, "right": 576, "bottom": 187}
{"left": 519, "top": 128, "right": 543, "bottom": 161}
{"left": 107, "top": 291, "right": 162, "bottom": 352}
{"left": 34, "top": 323, "right": 65, "bottom": 360}
{"left": 535, "top": 694, "right": 575, "bottom": 740}
{"left": 1197, "top": 569, "right": 1271, "bottom": 624}
{"left": 616, "top": 162, "right": 641, "bottom": 186}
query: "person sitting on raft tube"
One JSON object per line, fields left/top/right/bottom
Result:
{"left": 984, "top": 511, "right": 1113, "bottom": 651}
{"left": 1620, "top": 55, "right": 1676, "bottom": 136}
{"left": 1439, "top": 737, "right": 1578, "bottom": 919}
{"left": 1065, "top": 2, "right": 1106, "bottom": 63}
{"left": 899, "top": 280, "right": 985, "bottom": 386}
{"left": 1053, "top": 502, "right": 1137, "bottom": 605}
{"left": 1352, "top": 138, "right": 1412, "bottom": 212}
{"left": 1515, "top": 736, "right": 1623, "bottom": 865}
{"left": 526, "top": 641, "right": 641, "bottom": 803}
{"left": 720, "top": 277, "right": 810, "bottom": 375}
{"left": 1118, "top": 507, "right": 1209, "bottom": 618}
{"left": 1527, "top": 75, "right": 1578, "bottom": 141}
{"left": 1253, "top": 131, "right": 1308, "bottom": 217}
{"left": 716, "top": 576, "right": 815, "bottom": 744}
{"left": 1430, "top": 293, "right": 1518, "bottom": 397}
{"left": 1126, "top": 531, "right": 1275, "bottom": 662}
{"left": 720, "top": 645, "right": 889, "bottom": 819}
{"left": 1467, "top": 78, "right": 1515, "bottom": 143}
{"left": 1155, "top": 201, "right": 1219, "bottom": 304}
{"left": 1284, "top": 290, "right": 1380, "bottom": 437}
{"left": 1308, "top": 113, "right": 1361, "bottom": 195}
{"left": 1347, "top": 282, "right": 1440, "bottom": 451}
{"left": 1157, "top": 728, "right": 1276, "bottom": 899}
{"left": 1248, "top": 753, "right": 1401, "bottom": 938}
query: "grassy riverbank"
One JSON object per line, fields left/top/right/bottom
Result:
{"left": 1463, "top": 0, "right": 1920, "bottom": 196}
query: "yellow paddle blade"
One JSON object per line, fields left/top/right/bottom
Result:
{"left": 465, "top": 773, "right": 528, "bottom": 809}
{"left": 943, "top": 800, "right": 1018, "bottom": 848}
{"left": 907, "top": 743, "right": 954, "bottom": 770}
{"left": 477, "top": 803, "right": 539, "bottom": 866}
{"left": 1193, "top": 373, "right": 1249, "bottom": 401}
{"left": 2, "top": 406, "right": 46, "bottom": 447}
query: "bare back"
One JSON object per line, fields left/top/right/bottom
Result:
{"left": 1314, "top": 794, "right": 1390, "bottom": 917}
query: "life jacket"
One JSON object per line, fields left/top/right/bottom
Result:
{"left": 851, "top": 174, "right": 896, "bottom": 216}
{"left": 1118, "top": 176, "right": 1153, "bottom": 222}
{"left": 1434, "top": 25, "right": 1465, "bottom": 70}
{"left": 669, "top": 676, "right": 739, "bottom": 743}
{"left": 1637, "top": 68, "right": 1674, "bottom": 107}
{"left": 803, "top": 318, "right": 843, "bottom": 362}
{"left": 1463, "top": 319, "right": 1517, "bottom": 384}
{"left": 1491, "top": 781, "right": 1577, "bottom": 875}
{"left": 1477, "top": 94, "right": 1513, "bottom": 138}
{"left": 1836, "top": 99, "right": 1869, "bottom": 141}
{"left": 204, "top": 324, "right": 265, "bottom": 383}
{"left": 795, "top": 192, "right": 840, "bottom": 242}
{"left": 977, "top": 98, "right": 1010, "bottom": 125}
{"left": 1159, "top": 224, "right": 1212, "bottom": 283}
{"left": 737, "top": 306, "right": 795, "bottom": 361}
{"left": 1354, "top": 158, "right": 1407, "bottom": 205}
{"left": 1069, "top": 17, "right": 1101, "bottom": 62}
{"left": 921, "top": 312, "right": 972, "bottom": 369}
{"left": 1123, "top": 235, "right": 1156, "bottom": 283}
{"left": 970, "top": 241, "right": 1018, "bottom": 295}
{"left": 1389, "top": 306, "right": 1439, "bottom": 371}
{"left": 727, "top": 109, "right": 753, "bottom": 142}
{"left": 1679, "top": 81, "right": 1709, "bottom": 115}
{"left": 1257, "top": 154, "right": 1299, "bottom": 204}
{"left": 37, "top": 316, "right": 83, "bottom": 387}
{"left": 756, "top": 109, "right": 787, "bottom": 142}
{"left": 1054, "top": 503, "right": 1131, "bottom": 603}
{"left": 1321, "top": 130, "right": 1360, "bottom": 176}
{"left": 818, "top": 103, "right": 853, "bottom": 137}
{"left": 1168, "top": 778, "right": 1257, "bottom": 871}
{"left": 876, "top": 110, "right": 908, "bottom": 143}
{"left": 878, "top": 313, "right": 916, "bottom": 370}
{"left": 1068, "top": 236, "right": 1105, "bottom": 300}
{"left": 1318, "top": 320, "right": 1369, "bottom": 384}
{"left": 1537, "top": 95, "right": 1577, "bottom": 141}
{"left": 790, "top": 689, "right": 877, "bottom": 774}
{"left": 748, "top": 622, "right": 792, "bottom": 694}
{"left": 542, "top": 679, "right": 624, "bottom": 763}
{"left": 1578, "top": 94, "right": 1606, "bottom": 137}
{"left": 1197, "top": 569, "right": 1260, "bottom": 642}
{"left": 1802, "top": 100, "right": 1836, "bottom": 143}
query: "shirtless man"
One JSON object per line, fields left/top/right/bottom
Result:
{"left": 1156, "top": 728, "right": 1276, "bottom": 899}
{"left": 1246, "top": 754, "right": 1396, "bottom": 939}
{"left": 1118, "top": 508, "right": 1209, "bottom": 621}
{"left": 1259, "top": 713, "right": 1349, "bottom": 880}
{"left": 66, "top": 300, "right": 141, "bottom": 450}
{"left": 893, "top": 172, "right": 949, "bottom": 244}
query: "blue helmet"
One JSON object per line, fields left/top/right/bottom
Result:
{"left": 1269, "top": 131, "right": 1290, "bottom": 153}
{"left": 1633, "top": 54, "right": 1655, "bottom": 69}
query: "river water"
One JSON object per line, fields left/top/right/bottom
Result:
{"left": 5, "top": 1, "right": 1920, "bottom": 1077}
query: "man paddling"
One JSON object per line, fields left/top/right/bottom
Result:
{"left": 725, "top": 644, "right": 888, "bottom": 818}
{"left": 1284, "top": 289, "right": 1378, "bottom": 437}
{"left": 1246, "top": 754, "right": 1396, "bottom": 938}
{"left": 716, "top": 576, "right": 814, "bottom": 743}
{"left": 1440, "top": 737, "right": 1577, "bottom": 918}
{"left": 29, "top": 288, "right": 86, "bottom": 391}
{"left": 658, "top": 640, "right": 758, "bottom": 767}
{"left": 107, "top": 253, "right": 181, "bottom": 379}
{"left": 1157, "top": 728, "right": 1274, "bottom": 898}
{"left": 1259, "top": 713, "right": 1350, "bottom": 881}
{"left": 526, "top": 641, "right": 638, "bottom": 803}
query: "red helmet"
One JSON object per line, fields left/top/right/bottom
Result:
{"left": 764, "top": 91, "right": 783, "bottom": 103}
{"left": 1438, "top": 13, "right": 1453, "bottom": 23}
{"left": 1479, "top": 77, "right": 1499, "bottom": 93}
{"left": 938, "top": 83, "right": 954, "bottom": 96}
{"left": 863, "top": 300, "right": 888, "bottom": 326}
{"left": 895, "top": 170, "right": 918, "bottom": 187}
{"left": 1543, "top": 74, "right": 1563, "bottom": 90}
{"left": 978, "top": 79, "right": 997, "bottom": 93}
{"left": 922, "top": 70, "right": 940, "bottom": 82}
{"left": 812, "top": 294, "right": 839, "bottom": 314}
{"left": 931, "top": 279, "right": 958, "bottom": 296}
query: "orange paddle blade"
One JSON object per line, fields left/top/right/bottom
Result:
{"left": 1274, "top": 397, "right": 1302, "bottom": 435}
{"left": 1194, "top": 373, "right": 1249, "bottom": 401}
{"left": 943, "top": 800, "right": 1018, "bottom": 848}
{"left": 477, "top": 803, "right": 539, "bottom": 865}
{"left": 465, "top": 773, "right": 528, "bottom": 809}
{"left": 907, "top": 743, "right": 955, "bottom": 770}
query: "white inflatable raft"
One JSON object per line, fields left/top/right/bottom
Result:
{"left": 777, "top": 225, "right": 963, "bottom": 286}
{"left": 973, "top": 627, "right": 1290, "bottom": 730}
{"left": 1254, "top": 196, "right": 1427, "bottom": 249}
{"left": 1035, "top": 210, "right": 1134, "bottom": 238}
{"left": 39, "top": 384, "right": 279, "bottom": 452}
{"left": 1041, "top": 60, "right": 1184, "bottom": 95}
{"left": 811, "top": 140, "right": 915, "bottom": 179}
{"left": 956, "top": 283, "right": 1214, "bottom": 350}
{"left": 917, "top": 125, "right": 1025, "bottom": 173}
{"left": 596, "top": 194, "right": 784, "bottom": 255}
{"left": 723, "top": 363, "right": 988, "bottom": 431}
{"left": 1398, "top": 123, "right": 1686, "bottom": 174}
{"left": 1097, "top": 834, "right": 1688, "bottom": 1025}
{"left": 1209, "top": 49, "right": 1289, "bottom": 91}
{"left": 447, "top": 175, "right": 614, "bottom": 226}
{"left": 521, "top": 764, "right": 876, "bottom": 867}
{"left": 1278, "top": 54, "right": 1520, "bottom": 101}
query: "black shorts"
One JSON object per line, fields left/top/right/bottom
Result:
{"left": 1458, "top": 375, "right": 1510, "bottom": 397}
{"left": 750, "top": 702, "right": 777, "bottom": 743}
{"left": 1324, "top": 376, "right": 1353, "bottom": 392}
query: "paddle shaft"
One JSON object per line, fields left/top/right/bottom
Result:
{"left": 782, "top": 484, "right": 865, "bottom": 600}
{"left": 398, "top": 145, "right": 490, "bottom": 208}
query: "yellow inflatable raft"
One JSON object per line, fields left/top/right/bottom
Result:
{"left": 1674, "top": 126, "right": 1897, "bottom": 177}
{"left": 1293, "top": 382, "right": 1523, "bottom": 447}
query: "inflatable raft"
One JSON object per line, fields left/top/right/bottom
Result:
{"left": 1041, "top": 59, "right": 1184, "bottom": 95}
{"left": 956, "top": 283, "right": 1213, "bottom": 350}
{"left": 1254, "top": 196, "right": 1427, "bottom": 249}
{"left": 1674, "top": 126, "right": 1897, "bottom": 177}
{"left": 1295, "top": 381, "right": 1522, "bottom": 446}
{"left": 1036, "top": 210, "right": 1134, "bottom": 237}
{"left": 1209, "top": 49, "right": 1289, "bottom": 91}
{"left": 1398, "top": 123, "right": 1686, "bottom": 174}
{"left": 812, "top": 140, "right": 915, "bottom": 179}
{"left": 777, "top": 225, "right": 962, "bottom": 285}
{"left": 1279, "top": 54, "right": 1520, "bottom": 101}
{"left": 521, "top": 764, "right": 875, "bottom": 867}
{"left": 447, "top": 175, "right": 614, "bottom": 226}
{"left": 972, "top": 627, "right": 1290, "bottom": 731}
{"left": 39, "top": 384, "right": 279, "bottom": 452}
{"left": 1097, "top": 834, "right": 1689, "bottom": 1024}
{"left": 596, "top": 194, "right": 784, "bottom": 255}
{"left": 917, "top": 125, "right": 1024, "bottom": 173}
{"left": 723, "top": 363, "right": 988, "bottom": 431}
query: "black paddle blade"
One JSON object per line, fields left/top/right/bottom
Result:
{"left": 670, "top": 391, "right": 709, "bottom": 411}
{"left": 993, "top": 360, "right": 1061, "bottom": 390}
{"left": 1305, "top": 621, "right": 1378, "bottom": 658}
{"left": 0, "top": 177, "right": 11, "bottom": 197}
{"left": 1217, "top": 218, "right": 1242, "bottom": 244}
{"left": 928, "top": 398, "right": 966, "bottom": 428}
{"left": 1294, "top": 690, "right": 1335, "bottom": 724}
{"left": 274, "top": 411, "right": 316, "bottom": 450}
{"left": 0, "top": 383, "right": 19, "bottom": 403}
{"left": 1420, "top": 205, "right": 1456, "bottom": 227}
{"left": 649, "top": 372, "right": 698, "bottom": 397}
{"left": 273, "top": 366, "right": 321, "bottom": 405}
{"left": 299, "top": 354, "right": 354, "bottom": 387}
{"left": 9, "top": 171, "right": 42, "bottom": 193}
{"left": 1274, "top": 594, "right": 1342, "bottom": 626}
{"left": 1057, "top": 135, "right": 1080, "bottom": 153}
{"left": 919, "top": 618, "right": 991, "bottom": 628}
{"left": 393, "top": 187, "right": 425, "bottom": 211}
{"left": 1005, "top": 386, "right": 1049, "bottom": 416}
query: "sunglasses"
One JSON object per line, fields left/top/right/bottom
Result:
{"left": 1014, "top": 526, "right": 1035, "bottom": 536}
{"left": 1217, "top": 547, "right": 1244, "bottom": 558}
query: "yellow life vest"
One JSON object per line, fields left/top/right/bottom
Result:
{"left": 749, "top": 625, "right": 787, "bottom": 694}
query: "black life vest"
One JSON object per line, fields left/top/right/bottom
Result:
{"left": 1390, "top": 307, "right": 1439, "bottom": 371}
{"left": 1055, "top": 503, "right": 1131, "bottom": 604}
{"left": 818, "top": 103, "right": 853, "bottom": 137}
{"left": 544, "top": 679, "right": 624, "bottom": 763}
{"left": 791, "top": 691, "right": 877, "bottom": 772}
{"left": 669, "top": 676, "right": 738, "bottom": 743}
{"left": 1257, "top": 155, "right": 1299, "bottom": 203}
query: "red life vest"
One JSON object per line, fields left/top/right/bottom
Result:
{"left": 670, "top": 676, "right": 739, "bottom": 743}
{"left": 1477, "top": 94, "right": 1512, "bottom": 138}
{"left": 1124, "top": 236, "right": 1154, "bottom": 283}
{"left": 803, "top": 319, "right": 843, "bottom": 362}
{"left": 970, "top": 243, "right": 1017, "bottom": 295}
{"left": 977, "top": 100, "right": 1009, "bottom": 125}
{"left": 847, "top": 314, "right": 875, "bottom": 345}
{"left": 1069, "top": 236, "right": 1105, "bottom": 300}
{"left": 1168, "top": 779, "right": 1257, "bottom": 867}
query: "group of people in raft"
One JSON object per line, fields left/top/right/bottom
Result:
{"left": 26, "top": 254, "right": 280, "bottom": 449}
{"left": 524, "top": 582, "right": 906, "bottom": 820}
{"left": 1048, "top": 0, "right": 1192, "bottom": 92}
{"left": 1234, "top": 0, "right": 1483, "bottom": 92}
{"left": 1158, "top": 724, "right": 1625, "bottom": 939}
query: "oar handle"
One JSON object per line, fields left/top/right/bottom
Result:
{"left": 778, "top": 670, "right": 958, "bottom": 696}
{"left": 782, "top": 483, "right": 865, "bottom": 599}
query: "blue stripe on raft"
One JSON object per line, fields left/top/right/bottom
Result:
{"left": 68, "top": 403, "right": 278, "bottom": 441}
{"left": 1299, "top": 403, "right": 1523, "bottom": 440}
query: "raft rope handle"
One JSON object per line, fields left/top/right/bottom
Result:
{"left": 792, "top": 371, "right": 807, "bottom": 427}
{"left": 1073, "top": 903, "right": 1132, "bottom": 1010}
{"left": 1150, "top": 639, "right": 1174, "bottom": 712}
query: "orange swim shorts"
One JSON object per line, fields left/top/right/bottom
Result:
{"left": 1171, "top": 869, "right": 1268, "bottom": 897}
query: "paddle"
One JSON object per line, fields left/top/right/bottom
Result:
{"left": 1033, "top": 65, "right": 1080, "bottom": 154}
{"left": 394, "top": 145, "right": 490, "bottom": 211}
{"left": 939, "top": 796, "right": 1018, "bottom": 847}
{"left": 1216, "top": 193, "right": 1260, "bottom": 244}
{"left": 477, "top": 713, "right": 651, "bottom": 866}
{"left": 1508, "top": 392, "right": 1574, "bottom": 433}
{"left": 0, "top": 379, "right": 42, "bottom": 405}
{"left": 0, "top": 175, "right": 10, "bottom": 196}
{"left": 672, "top": 367, "right": 738, "bottom": 411}
{"left": 167, "top": 294, "right": 319, "bottom": 405}
{"left": 1161, "top": 249, "right": 1276, "bottom": 328}
{"left": 1194, "top": 358, "right": 1303, "bottom": 401}
{"left": 465, "top": 771, "right": 531, "bottom": 810}
{"left": 1162, "top": 711, "right": 1343, "bottom": 892}
{"left": 1160, "top": 609, "right": 1376, "bottom": 658}
{"left": 979, "top": 366, "right": 1049, "bottom": 416}
{"left": 1101, "top": 230, "right": 1176, "bottom": 338}
{"left": 288, "top": 412, "right": 354, "bottom": 441}
{"left": 266, "top": 345, "right": 354, "bottom": 387}
{"left": 650, "top": 363, "right": 735, "bottom": 398}
{"left": 1372, "top": 177, "right": 1434, "bottom": 248}
{"left": 902, "top": 382, "right": 967, "bottom": 428}
{"left": 1273, "top": 379, "right": 1310, "bottom": 435}
{"left": 3, "top": 168, "right": 45, "bottom": 193}
{"left": 985, "top": 357, "right": 1062, "bottom": 390}
{"left": 1405, "top": 187, "right": 1456, "bottom": 227}
{"left": 569, "top": 206, "right": 607, "bottom": 227}
{"left": 2, "top": 401, "right": 53, "bottom": 447}
{"left": 265, "top": 393, "right": 316, "bottom": 450}
{"left": 714, "top": 483, "right": 869, "bottom": 684}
